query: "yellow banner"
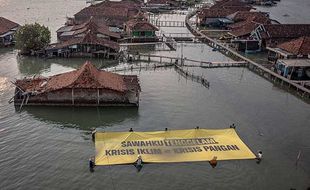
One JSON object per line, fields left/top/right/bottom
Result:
{"left": 95, "top": 128, "right": 256, "bottom": 165}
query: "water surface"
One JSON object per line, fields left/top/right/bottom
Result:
{"left": 0, "top": 0, "right": 310, "bottom": 190}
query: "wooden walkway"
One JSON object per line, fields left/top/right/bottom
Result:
{"left": 174, "top": 64, "right": 210, "bottom": 88}
{"left": 103, "top": 62, "right": 210, "bottom": 88}
{"left": 162, "top": 34, "right": 177, "bottom": 51}
{"left": 102, "top": 63, "right": 174, "bottom": 72}
{"left": 135, "top": 53, "right": 248, "bottom": 68}
{"left": 185, "top": 9, "right": 310, "bottom": 99}
{"left": 102, "top": 52, "right": 249, "bottom": 89}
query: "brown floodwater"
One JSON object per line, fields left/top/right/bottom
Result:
{"left": 0, "top": 0, "right": 309, "bottom": 189}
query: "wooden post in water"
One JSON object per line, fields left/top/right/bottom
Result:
{"left": 97, "top": 88, "right": 100, "bottom": 105}
{"left": 72, "top": 88, "right": 74, "bottom": 105}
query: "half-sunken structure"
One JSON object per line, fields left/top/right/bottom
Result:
{"left": 72, "top": 0, "right": 142, "bottom": 30}
{"left": 46, "top": 31, "right": 120, "bottom": 58}
{"left": 56, "top": 18, "right": 121, "bottom": 42}
{"left": 0, "top": 17, "right": 20, "bottom": 46}
{"left": 14, "top": 62, "right": 141, "bottom": 107}
{"left": 124, "top": 12, "right": 159, "bottom": 42}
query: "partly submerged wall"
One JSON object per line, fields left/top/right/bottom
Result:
{"left": 14, "top": 88, "right": 139, "bottom": 106}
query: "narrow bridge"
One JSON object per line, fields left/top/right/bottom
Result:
{"left": 132, "top": 53, "right": 248, "bottom": 68}
{"left": 103, "top": 62, "right": 210, "bottom": 88}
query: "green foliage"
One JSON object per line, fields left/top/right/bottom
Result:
{"left": 15, "top": 23, "right": 51, "bottom": 53}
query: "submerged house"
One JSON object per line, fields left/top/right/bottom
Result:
{"left": 197, "top": 0, "right": 253, "bottom": 28}
{"left": 197, "top": 9, "right": 235, "bottom": 27}
{"left": 251, "top": 24, "right": 310, "bottom": 50}
{"left": 124, "top": 12, "right": 159, "bottom": 42}
{"left": 267, "top": 36, "right": 310, "bottom": 61}
{"left": 14, "top": 62, "right": 141, "bottom": 107}
{"left": 0, "top": 17, "right": 20, "bottom": 46}
{"left": 45, "top": 31, "right": 120, "bottom": 58}
{"left": 275, "top": 59, "right": 310, "bottom": 81}
{"left": 56, "top": 18, "right": 121, "bottom": 42}
{"left": 228, "top": 12, "right": 271, "bottom": 52}
{"left": 227, "top": 11, "right": 269, "bottom": 23}
{"left": 72, "top": 0, "right": 142, "bottom": 31}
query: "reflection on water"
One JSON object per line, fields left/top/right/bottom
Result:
{"left": 1, "top": 0, "right": 310, "bottom": 189}
{"left": 0, "top": 76, "right": 10, "bottom": 97}
{"left": 16, "top": 56, "right": 119, "bottom": 77}
{"left": 19, "top": 106, "right": 139, "bottom": 130}
{"left": 127, "top": 44, "right": 157, "bottom": 53}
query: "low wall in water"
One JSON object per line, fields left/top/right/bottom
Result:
{"left": 14, "top": 88, "right": 139, "bottom": 107}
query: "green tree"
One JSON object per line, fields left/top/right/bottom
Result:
{"left": 15, "top": 23, "right": 51, "bottom": 54}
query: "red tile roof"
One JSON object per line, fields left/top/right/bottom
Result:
{"left": 228, "top": 11, "right": 268, "bottom": 22}
{"left": 211, "top": 0, "right": 250, "bottom": 9}
{"left": 0, "top": 17, "right": 19, "bottom": 35}
{"left": 277, "top": 36, "right": 310, "bottom": 55}
{"left": 229, "top": 21, "right": 259, "bottom": 37}
{"left": 228, "top": 14, "right": 271, "bottom": 33}
{"left": 263, "top": 24, "right": 310, "bottom": 39}
{"left": 125, "top": 12, "right": 158, "bottom": 31}
{"left": 128, "top": 22, "right": 159, "bottom": 31}
{"left": 198, "top": 4, "right": 252, "bottom": 20}
{"left": 74, "top": 0, "right": 142, "bottom": 27}
{"left": 48, "top": 32, "right": 120, "bottom": 51}
{"left": 15, "top": 62, "right": 140, "bottom": 93}
{"left": 46, "top": 62, "right": 127, "bottom": 91}
{"left": 198, "top": 0, "right": 252, "bottom": 20}
{"left": 199, "top": 9, "right": 238, "bottom": 18}
{"left": 57, "top": 18, "right": 120, "bottom": 39}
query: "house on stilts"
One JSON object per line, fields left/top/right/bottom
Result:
{"left": 56, "top": 17, "right": 121, "bottom": 42}
{"left": 45, "top": 31, "right": 120, "bottom": 58}
{"left": 123, "top": 12, "right": 159, "bottom": 42}
{"left": 71, "top": 0, "right": 143, "bottom": 31}
{"left": 13, "top": 62, "right": 141, "bottom": 107}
